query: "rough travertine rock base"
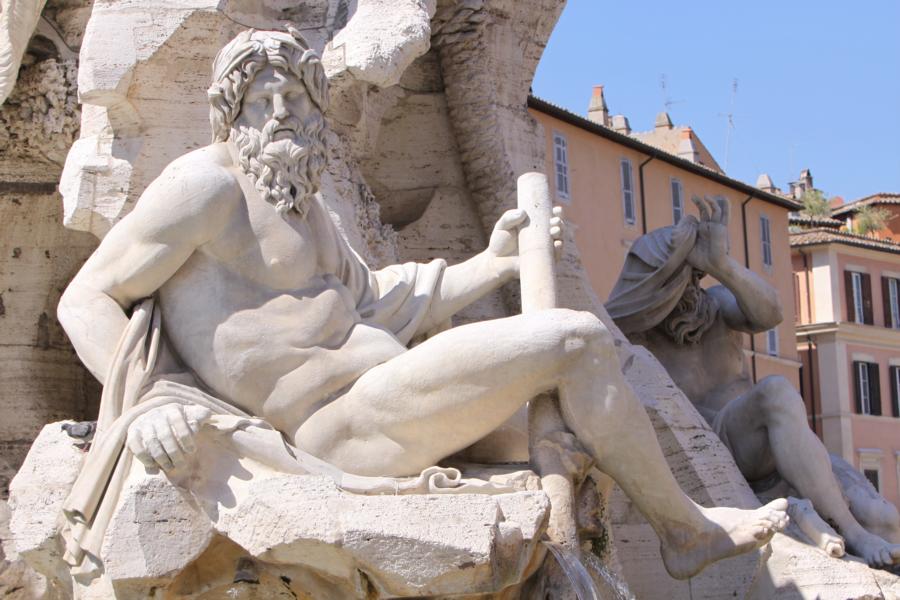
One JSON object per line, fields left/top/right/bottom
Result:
{"left": 8, "top": 423, "right": 552, "bottom": 599}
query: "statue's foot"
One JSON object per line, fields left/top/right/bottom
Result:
{"left": 845, "top": 529, "right": 900, "bottom": 568}
{"left": 787, "top": 497, "right": 845, "bottom": 558}
{"left": 661, "top": 498, "right": 789, "bottom": 580}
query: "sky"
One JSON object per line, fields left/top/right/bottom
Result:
{"left": 532, "top": 2, "right": 900, "bottom": 203}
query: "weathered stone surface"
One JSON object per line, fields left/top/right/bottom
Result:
{"left": 8, "top": 422, "right": 550, "bottom": 599}
{"left": 0, "top": 190, "right": 98, "bottom": 499}
{"left": 0, "top": 58, "right": 79, "bottom": 181}
{"left": 0, "top": 0, "right": 47, "bottom": 105}
{"left": 324, "top": 0, "right": 436, "bottom": 88}
{"left": 217, "top": 476, "right": 548, "bottom": 597}
{"left": 5, "top": 422, "right": 83, "bottom": 597}
{"left": 0, "top": 500, "right": 59, "bottom": 600}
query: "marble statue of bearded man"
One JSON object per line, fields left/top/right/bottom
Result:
{"left": 58, "top": 28, "right": 788, "bottom": 580}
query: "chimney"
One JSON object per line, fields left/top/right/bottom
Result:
{"left": 611, "top": 114, "right": 631, "bottom": 135}
{"left": 789, "top": 168, "right": 814, "bottom": 199}
{"left": 677, "top": 128, "right": 698, "bottom": 163}
{"left": 654, "top": 111, "right": 673, "bottom": 130}
{"left": 588, "top": 85, "right": 610, "bottom": 126}
{"left": 755, "top": 173, "right": 779, "bottom": 194}
{"left": 800, "top": 168, "right": 813, "bottom": 190}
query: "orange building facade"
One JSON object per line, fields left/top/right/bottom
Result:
{"left": 528, "top": 95, "right": 802, "bottom": 393}
{"left": 793, "top": 223, "right": 900, "bottom": 509}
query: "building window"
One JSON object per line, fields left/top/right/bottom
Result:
{"left": 882, "top": 276, "right": 900, "bottom": 328}
{"left": 760, "top": 214, "right": 773, "bottom": 268}
{"left": 853, "top": 361, "right": 881, "bottom": 415}
{"left": 845, "top": 271, "right": 873, "bottom": 324}
{"left": 766, "top": 328, "right": 778, "bottom": 357}
{"left": 890, "top": 365, "right": 900, "bottom": 418}
{"left": 864, "top": 469, "right": 881, "bottom": 492}
{"left": 671, "top": 178, "right": 683, "bottom": 224}
{"left": 553, "top": 133, "right": 570, "bottom": 202}
{"left": 620, "top": 158, "right": 635, "bottom": 225}
{"left": 859, "top": 450, "right": 883, "bottom": 492}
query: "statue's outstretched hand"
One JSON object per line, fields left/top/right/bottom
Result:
{"left": 486, "top": 206, "right": 566, "bottom": 269}
{"left": 126, "top": 403, "right": 212, "bottom": 472}
{"left": 551, "top": 205, "right": 565, "bottom": 260}
{"left": 686, "top": 195, "right": 730, "bottom": 275}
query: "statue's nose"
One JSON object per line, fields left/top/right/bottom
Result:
{"left": 272, "top": 94, "right": 289, "bottom": 120}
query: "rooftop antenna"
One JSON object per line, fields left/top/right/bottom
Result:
{"left": 659, "top": 74, "right": 683, "bottom": 113}
{"left": 718, "top": 78, "right": 738, "bottom": 172}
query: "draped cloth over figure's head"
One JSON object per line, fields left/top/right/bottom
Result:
{"left": 606, "top": 216, "right": 701, "bottom": 335}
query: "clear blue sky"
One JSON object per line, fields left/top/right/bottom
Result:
{"left": 532, "top": 2, "right": 900, "bottom": 202}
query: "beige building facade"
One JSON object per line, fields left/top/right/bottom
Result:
{"left": 529, "top": 94, "right": 802, "bottom": 389}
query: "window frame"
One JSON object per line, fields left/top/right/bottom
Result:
{"left": 670, "top": 177, "right": 684, "bottom": 224}
{"left": 620, "top": 158, "right": 635, "bottom": 226}
{"left": 846, "top": 270, "right": 873, "bottom": 324}
{"left": 552, "top": 131, "right": 570, "bottom": 203}
{"left": 891, "top": 365, "right": 900, "bottom": 418}
{"left": 852, "top": 272, "right": 865, "bottom": 325}
{"left": 853, "top": 360, "right": 882, "bottom": 415}
{"left": 858, "top": 361, "right": 872, "bottom": 414}
{"left": 859, "top": 450, "right": 883, "bottom": 493}
{"left": 759, "top": 214, "right": 773, "bottom": 268}
{"left": 766, "top": 328, "right": 779, "bottom": 357}
{"left": 890, "top": 277, "right": 899, "bottom": 328}
{"left": 864, "top": 468, "right": 881, "bottom": 492}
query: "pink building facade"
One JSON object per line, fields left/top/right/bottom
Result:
{"left": 793, "top": 227, "right": 900, "bottom": 508}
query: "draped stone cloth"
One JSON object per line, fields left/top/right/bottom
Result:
{"left": 606, "top": 216, "right": 699, "bottom": 334}
{"left": 61, "top": 249, "right": 513, "bottom": 578}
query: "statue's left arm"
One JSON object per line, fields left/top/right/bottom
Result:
{"left": 330, "top": 204, "right": 562, "bottom": 339}
{"left": 415, "top": 207, "right": 564, "bottom": 332}
{"left": 687, "top": 196, "right": 782, "bottom": 333}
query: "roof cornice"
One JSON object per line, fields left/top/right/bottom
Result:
{"left": 528, "top": 95, "right": 802, "bottom": 211}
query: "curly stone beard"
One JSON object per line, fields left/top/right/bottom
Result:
{"left": 661, "top": 271, "right": 719, "bottom": 345}
{"left": 231, "top": 113, "right": 326, "bottom": 218}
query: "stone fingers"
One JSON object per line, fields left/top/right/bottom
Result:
{"left": 127, "top": 423, "right": 158, "bottom": 472}
{"left": 144, "top": 426, "right": 175, "bottom": 471}
{"left": 495, "top": 208, "right": 527, "bottom": 231}
{"left": 125, "top": 403, "right": 210, "bottom": 472}
{"left": 165, "top": 407, "right": 196, "bottom": 463}
{"left": 691, "top": 195, "right": 709, "bottom": 221}
{"left": 551, "top": 206, "right": 565, "bottom": 259}
{"left": 717, "top": 195, "right": 730, "bottom": 224}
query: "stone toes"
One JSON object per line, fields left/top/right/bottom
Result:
{"left": 825, "top": 541, "right": 842, "bottom": 558}
{"left": 753, "top": 524, "right": 771, "bottom": 540}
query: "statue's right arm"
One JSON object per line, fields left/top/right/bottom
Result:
{"left": 58, "top": 161, "right": 240, "bottom": 383}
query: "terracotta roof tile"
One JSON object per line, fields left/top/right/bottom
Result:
{"left": 788, "top": 214, "right": 842, "bottom": 228}
{"left": 790, "top": 228, "right": 900, "bottom": 255}
{"left": 831, "top": 193, "right": 900, "bottom": 217}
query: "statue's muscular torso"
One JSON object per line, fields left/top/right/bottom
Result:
{"left": 155, "top": 145, "right": 405, "bottom": 433}
{"left": 632, "top": 291, "right": 753, "bottom": 422}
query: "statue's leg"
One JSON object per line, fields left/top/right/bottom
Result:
{"left": 830, "top": 454, "right": 900, "bottom": 544}
{"left": 719, "top": 375, "right": 900, "bottom": 566}
{"left": 297, "top": 309, "right": 786, "bottom": 579}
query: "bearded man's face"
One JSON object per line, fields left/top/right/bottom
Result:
{"left": 231, "top": 65, "right": 326, "bottom": 217}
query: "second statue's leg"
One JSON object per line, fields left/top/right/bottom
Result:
{"left": 721, "top": 375, "right": 900, "bottom": 567}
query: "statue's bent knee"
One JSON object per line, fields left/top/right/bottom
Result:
{"left": 756, "top": 375, "right": 804, "bottom": 419}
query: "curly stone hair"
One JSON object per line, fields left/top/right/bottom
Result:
{"left": 207, "top": 27, "right": 329, "bottom": 144}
